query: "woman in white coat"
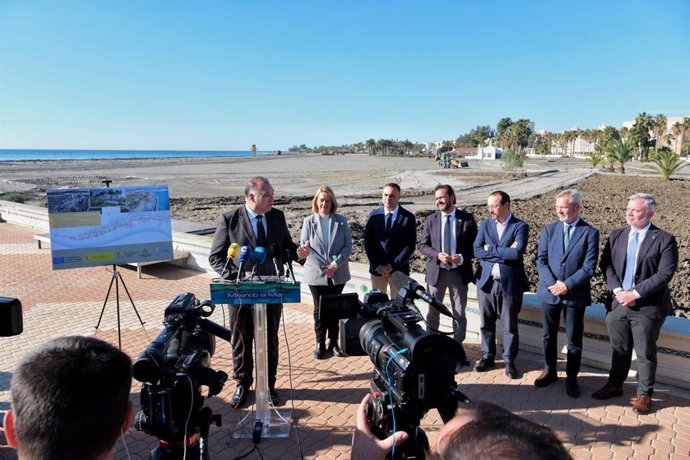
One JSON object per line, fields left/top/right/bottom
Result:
{"left": 299, "top": 186, "right": 352, "bottom": 359}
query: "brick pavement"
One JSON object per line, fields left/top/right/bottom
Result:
{"left": 1, "top": 222, "right": 689, "bottom": 459}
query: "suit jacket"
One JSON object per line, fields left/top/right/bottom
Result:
{"left": 419, "top": 208, "right": 477, "bottom": 285}
{"left": 473, "top": 214, "right": 529, "bottom": 295}
{"left": 208, "top": 205, "right": 298, "bottom": 278}
{"left": 364, "top": 205, "right": 417, "bottom": 275}
{"left": 299, "top": 213, "right": 352, "bottom": 286}
{"left": 600, "top": 224, "right": 678, "bottom": 318}
{"left": 536, "top": 219, "right": 599, "bottom": 306}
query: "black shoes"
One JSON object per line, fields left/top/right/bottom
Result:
{"left": 534, "top": 370, "right": 559, "bottom": 388}
{"left": 566, "top": 378, "right": 581, "bottom": 398}
{"left": 328, "top": 341, "right": 345, "bottom": 358}
{"left": 314, "top": 342, "right": 327, "bottom": 360}
{"left": 592, "top": 382, "right": 623, "bottom": 400}
{"left": 316, "top": 340, "right": 345, "bottom": 358}
{"left": 505, "top": 362, "right": 518, "bottom": 379}
{"left": 474, "top": 357, "right": 496, "bottom": 372}
{"left": 231, "top": 386, "right": 249, "bottom": 409}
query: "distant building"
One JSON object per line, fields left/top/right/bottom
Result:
{"left": 473, "top": 142, "right": 503, "bottom": 160}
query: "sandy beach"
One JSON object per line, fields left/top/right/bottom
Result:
{"left": 2, "top": 153, "right": 689, "bottom": 312}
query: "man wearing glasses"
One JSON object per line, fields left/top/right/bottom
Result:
{"left": 473, "top": 191, "right": 529, "bottom": 379}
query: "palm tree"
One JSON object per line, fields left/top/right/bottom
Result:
{"left": 587, "top": 152, "right": 604, "bottom": 169}
{"left": 607, "top": 139, "right": 635, "bottom": 174}
{"left": 378, "top": 139, "right": 393, "bottom": 156}
{"left": 672, "top": 119, "right": 690, "bottom": 156}
{"left": 402, "top": 139, "right": 413, "bottom": 155}
{"left": 633, "top": 112, "right": 654, "bottom": 161}
{"left": 653, "top": 148, "right": 684, "bottom": 180}
{"left": 365, "top": 139, "right": 377, "bottom": 155}
{"left": 653, "top": 114, "right": 667, "bottom": 150}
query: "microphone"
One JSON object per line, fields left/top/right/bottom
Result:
{"left": 220, "top": 242, "right": 240, "bottom": 279}
{"left": 269, "top": 243, "right": 282, "bottom": 277}
{"left": 390, "top": 271, "right": 454, "bottom": 318}
{"left": 252, "top": 246, "right": 267, "bottom": 264}
{"left": 236, "top": 246, "right": 253, "bottom": 284}
{"left": 249, "top": 246, "right": 266, "bottom": 280}
{"left": 283, "top": 248, "right": 296, "bottom": 283}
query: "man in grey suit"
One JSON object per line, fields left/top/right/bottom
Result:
{"left": 473, "top": 191, "right": 529, "bottom": 379}
{"left": 419, "top": 184, "right": 477, "bottom": 365}
{"left": 593, "top": 193, "right": 678, "bottom": 414}
{"left": 209, "top": 176, "right": 305, "bottom": 409}
{"left": 535, "top": 189, "right": 599, "bottom": 397}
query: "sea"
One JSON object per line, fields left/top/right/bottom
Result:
{"left": 0, "top": 149, "right": 278, "bottom": 161}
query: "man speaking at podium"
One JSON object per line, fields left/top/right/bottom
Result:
{"left": 209, "top": 176, "right": 307, "bottom": 409}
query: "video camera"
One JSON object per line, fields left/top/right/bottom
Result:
{"left": 0, "top": 297, "right": 23, "bottom": 337}
{"left": 132, "top": 293, "right": 232, "bottom": 460}
{"left": 320, "top": 272, "right": 470, "bottom": 459}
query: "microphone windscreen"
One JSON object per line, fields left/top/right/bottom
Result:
{"left": 239, "top": 246, "right": 253, "bottom": 262}
{"left": 390, "top": 271, "right": 414, "bottom": 291}
{"left": 227, "top": 242, "right": 240, "bottom": 260}
{"left": 252, "top": 246, "right": 267, "bottom": 263}
{"left": 269, "top": 243, "right": 281, "bottom": 258}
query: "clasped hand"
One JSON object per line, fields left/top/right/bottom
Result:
{"left": 615, "top": 290, "right": 637, "bottom": 307}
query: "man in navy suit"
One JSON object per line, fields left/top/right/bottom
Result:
{"left": 419, "top": 184, "right": 477, "bottom": 364}
{"left": 473, "top": 191, "right": 528, "bottom": 379}
{"left": 593, "top": 193, "right": 678, "bottom": 414}
{"left": 535, "top": 190, "right": 599, "bottom": 397}
{"left": 209, "top": 176, "right": 305, "bottom": 409}
{"left": 364, "top": 183, "right": 417, "bottom": 299}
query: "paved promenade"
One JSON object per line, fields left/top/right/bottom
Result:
{"left": 1, "top": 222, "right": 689, "bottom": 459}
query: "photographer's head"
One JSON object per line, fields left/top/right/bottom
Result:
{"left": 353, "top": 395, "right": 571, "bottom": 460}
{"left": 432, "top": 402, "right": 571, "bottom": 460}
{"left": 4, "top": 336, "right": 133, "bottom": 460}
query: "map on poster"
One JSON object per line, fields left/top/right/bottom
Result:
{"left": 47, "top": 185, "right": 173, "bottom": 270}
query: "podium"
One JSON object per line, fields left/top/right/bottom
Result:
{"left": 210, "top": 278, "right": 300, "bottom": 440}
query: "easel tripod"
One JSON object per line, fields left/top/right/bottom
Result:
{"left": 93, "top": 179, "right": 146, "bottom": 349}
{"left": 94, "top": 263, "right": 145, "bottom": 349}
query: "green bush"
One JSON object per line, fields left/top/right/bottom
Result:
{"left": 0, "top": 192, "right": 29, "bottom": 203}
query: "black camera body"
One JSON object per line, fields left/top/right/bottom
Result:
{"left": 0, "top": 297, "right": 23, "bottom": 337}
{"left": 133, "top": 293, "right": 232, "bottom": 459}
{"left": 321, "top": 275, "right": 469, "bottom": 459}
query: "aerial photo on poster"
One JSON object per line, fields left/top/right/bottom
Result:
{"left": 46, "top": 185, "right": 173, "bottom": 270}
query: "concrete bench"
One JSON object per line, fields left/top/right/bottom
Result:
{"left": 124, "top": 249, "right": 190, "bottom": 279}
{"left": 34, "top": 232, "right": 51, "bottom": 249}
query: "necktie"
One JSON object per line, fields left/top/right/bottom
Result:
{"left": 385, "top": 213, "right": 393, "bottom": 235}
{"left": 564, "top": 224, "right": 571, "bottom": 249}
{"left": 443, "top": 214, "right": 452, "bottom": 268}
{"left": 256, "top": 215, "right": 267, "bottom": 247}
{"left": 622, "top": 231, "right": 639, "bottom": 290}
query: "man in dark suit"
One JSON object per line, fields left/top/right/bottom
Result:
{"left": 364, "top": 183, "right": 417, "bottom": 299}
{"left": 473, "top": 191, "right": 529, "bottom": 379}
{"left": 593, "top": 193, "right": 678, "bottom": 414}
{"left": 209, "top": 176, "right": 305, "bottom": 409}
{"left": 535, "top": 189, "right": 599, "bottom": 397}
{"left": 419, "top": 184, "right": 477, "bottom": 363}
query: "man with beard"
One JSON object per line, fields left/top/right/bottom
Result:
{"left": 473, "top": 191, "right": 529, "bottom": 379}
{"left": 419, "top": 184, "right": 477, "bottom": 366}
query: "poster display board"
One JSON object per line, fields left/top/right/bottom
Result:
{"left": 47, "top": 185, "right": 173, "bottom": 270}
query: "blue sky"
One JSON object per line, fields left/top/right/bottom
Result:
{"left": 1, "top": 0, "right": 688, "bottom": 150}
